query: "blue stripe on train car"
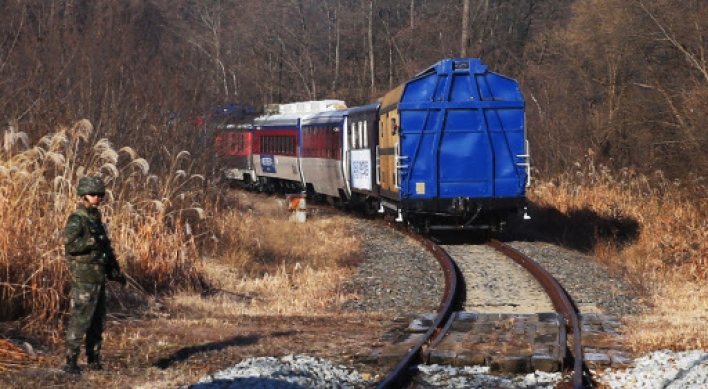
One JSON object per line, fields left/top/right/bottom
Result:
{"left": 398, "top": 58, "right": 527, "bottom": 201}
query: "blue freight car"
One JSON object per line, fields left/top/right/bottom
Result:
{"left": 378, "top": 58, "right": 529, "bottom": 232}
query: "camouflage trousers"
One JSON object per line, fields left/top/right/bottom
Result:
{"left": 65, "top": 282, "right": 106, "bottom": 358}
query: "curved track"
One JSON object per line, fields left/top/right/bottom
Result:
{"left": 374, "top": 237, "right": 589, "bottom": 389}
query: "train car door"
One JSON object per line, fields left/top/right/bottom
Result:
{"left": 378, "top": 84, "right": 405, "bottom": 202}
{"left": 346, "top": 103, "right": 380, "bottom": 200}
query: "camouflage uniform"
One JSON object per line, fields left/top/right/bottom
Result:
{"left": 64, "top": 177, "right": 124, "bottom": 374}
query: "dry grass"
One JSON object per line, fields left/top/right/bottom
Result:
{"left": 624, "top": 280, "right": 708, "bottom": 351}
{"left": 180, "top": 191, "right": 362, "bottom": 316}
{"left": 530, "top": 154, "right": 708, "bottom": 352}
{"left": 210, "top": 192, "right": 361, "bottom": 275}
{"left": 174, "top": 262, "right": 356, "bottom": 317}
{"left": 0, "top": 120, "right": 207, "bottom": 331}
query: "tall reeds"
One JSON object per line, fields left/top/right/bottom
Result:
{"left": 0, "top": 120, "right": 207, "bottom": 329}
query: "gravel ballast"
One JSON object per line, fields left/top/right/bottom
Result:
{"left": 188, "top": 350, "right": 708, "bottom": 388}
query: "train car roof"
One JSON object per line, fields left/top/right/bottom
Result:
{"left": 216, "top": 123, "right": 253, "bottom": 130}
{"left": 301, "top": 108, "right": 349, "bottom": 125}
{"left": 253, "top": 113, "right": 307, "bottom": 127}
{"left": 347, "top": 102, "right": 380, "bottom": 115}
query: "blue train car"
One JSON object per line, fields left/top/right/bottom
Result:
{"left": 379, "top": 58, "right": 529, "bottom": 231}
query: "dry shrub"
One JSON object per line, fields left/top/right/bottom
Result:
{"left": 0, "top": 120, "right": 207, "bottom": 329}
{"left": 531, "top": 154, "right": 708, "bottom": 351}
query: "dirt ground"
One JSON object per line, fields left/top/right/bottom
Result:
{"left": 0, "top": 289, "right": 394, "bottom": 389}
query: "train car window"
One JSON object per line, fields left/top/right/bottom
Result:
{"left": 332, "top": 127, "right": 337, "bottom": 159}
{"left": 326, "top": 127, "right": 331, "bottom": 158}
{"left": 332, "top": 127, "right": 337, "bottom": 158}
{"left": 357, "top": 122, "right": 363, "bottom": 149}
{"left": 309, "top": 129, "right": 313, "bottom": 157}
{"left": 215, "top": 135, "right": 222, "bottom": 153}
{"left": 323, "top": 127, "right": 327, "bottom": 158}
{"left": 363, "top": 121, "right": 368, "bottom": 148}
{"left": 351, "top": 123, "right": 356, "bottom": 149}
{"left": 356, "top": 123, "right": 360, "bottom": 149}
{"left": 313, "top": 128, "right": 318, "bottom": 158}
{"left": 391, "top": 117, "right": 397, "bottom": 135}
{"left": 354, "top": 123, "right": 360, "bottom": 148}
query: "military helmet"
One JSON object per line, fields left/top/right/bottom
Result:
{"left": 77, "top": 176, "right": 106, "bottom": 196}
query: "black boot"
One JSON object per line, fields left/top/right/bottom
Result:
{"left": 87, "top": 351, "right": 103, "bottom": 371}
{"left": 62, "top": 354, "right": 82, "bottom": 375}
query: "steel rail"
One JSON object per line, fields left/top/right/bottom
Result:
{"left": 487, "top": 239, "right": 586, "bottom": 389}
{"left": 374, "top": 231, "right": 459, "bottom": 389}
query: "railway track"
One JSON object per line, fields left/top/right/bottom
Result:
{"left": 225, "top": 193, "right": 628, "bottom": 388}
{"left": 373, "top": 234, "right": 590, "bottom": 389}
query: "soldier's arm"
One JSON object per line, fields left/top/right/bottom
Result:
{"left": 64, "top": 214, "right": 98, "bottom": 254}
{"left": 104, "top": 245, "right": 127, "bottom": 286}
{"left": 100, "top": 229, "right": 125, "bottom": 282}
{"left": 104, "top": 247, "right": 121, "bottom": 273}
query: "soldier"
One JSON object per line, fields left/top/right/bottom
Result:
{"left": 63, "top": 176, "right": 126, "bottom": 375}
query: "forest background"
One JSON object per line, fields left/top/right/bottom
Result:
{"left": 1, "top": 0, "right": 708, "bottom": 361}
{"left": 2, "top": 0, "right": 707, "bottom": 179}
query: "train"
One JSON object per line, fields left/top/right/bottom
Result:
{"left": 213, "top": 58, "right": 530, "bottom": 233}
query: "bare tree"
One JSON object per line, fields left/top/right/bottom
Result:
{"left": 368, "top": 0, "right": 376, "bottom": 96}
{"left": 460, "top": 0, "right": 470, "bottom": 57}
